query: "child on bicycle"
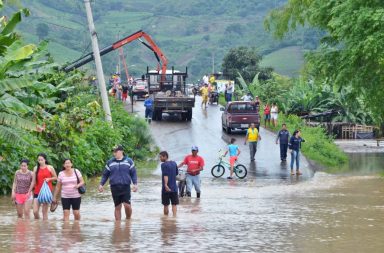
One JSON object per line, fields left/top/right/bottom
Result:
{"left": 224, "top": 138, "right": 241, "bottom": 180}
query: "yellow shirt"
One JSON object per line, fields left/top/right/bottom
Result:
{"left": 247, "top": 128, "right": 259, "bottom": 142}
{"left": 200, "top": 87, "right": 209, "bottom": 96}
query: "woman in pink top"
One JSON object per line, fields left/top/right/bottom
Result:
{"left": 11, "top": 159, "right": 33, "bottom": 219}
{"left": 53, "top": 159, "right": 85, "bottom": 221}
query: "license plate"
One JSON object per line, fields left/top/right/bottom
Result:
{"left": 241, "top": 124, "right": 248, "bottom": 128}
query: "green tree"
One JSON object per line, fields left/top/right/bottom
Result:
{"left": 264, "top": 0, "right": 384, "bottom": 123}
{"left": 222, "top": 46, "right": 272, "bottom": 82}
{"left": 36, "top": 23, "right": 49, "bottom": 40}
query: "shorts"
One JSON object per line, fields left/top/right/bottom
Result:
{"left": 229, "top": 156, "right": 238, "bottom": 166}
{"left": 202, "top": 95, "right": 208, "bottom": 103}
{"left": 15, "top": 193, "right": 32, "bottom": 204}
{"left": 264, "top": 114, "right": 271, "bottom": 120}
{"left": 271, "top": 113, "right": 278, "bottom": 120}
{"left": 161, "top": 192, "right": 179, "bottom": 206}
{"left": 61, "top": 197, "right": 81, "bottom": 210}
{"left": 111, "top": 185, "right": 131, "bottom": 207}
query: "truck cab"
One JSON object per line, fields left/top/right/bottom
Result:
{"left": 221, "top": 101, "right": 260, "bottom": 134}
{"left": 146, "top": 67, "right": 195, "bottom": 121}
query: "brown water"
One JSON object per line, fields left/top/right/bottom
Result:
{"left": 1, "top": 99, "right": 383, "bottom": 252}
{"left": 1, "top": 173, "right": 383, "bottom": 253}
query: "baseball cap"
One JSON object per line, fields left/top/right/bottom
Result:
{"left": 112, "top": 144, "right": 124, "bottom": 152}
{"left": 191, "top": 146, "right": 199, "bottom": 151}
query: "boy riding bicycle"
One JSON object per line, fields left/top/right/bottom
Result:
{"left": 224, "top": 138, "right": 241, "bottom": 180}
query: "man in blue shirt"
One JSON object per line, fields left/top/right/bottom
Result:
{"left": 276, "top": 123, "right": 290, "bottom": 162}
{"left": 144, "top": 94, "right": 154, "bottom": 124}
{"left": 159, "top": 151, "right": 179, "bottom": 216}
{"left": 224, "top": 138, "right": 241, "bottom": 179}
{"left": 98, "top": 145, "right": 138, "bottom": 220}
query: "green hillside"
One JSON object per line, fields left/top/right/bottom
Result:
{"left": 15, "top": 0, "right": 319, "bottom": 80}
{"left": 261, "top": 46, "right": 305, "bottom": 77}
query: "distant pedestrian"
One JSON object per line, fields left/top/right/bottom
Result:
{"left": 98, "top": 145, "right": 138, "bottom": 220}
{"left": 159, "top": 151, "right": 179, "bottom": 216}
{"left": 224, "top": 138, "right": 240, "bottom": 179}
{"left": 276, "top": 124, "right": 290, "bottom": 162}
{"left": 122, "top": 84, "right": 129, "bottom": 103}
{"left": 225, "top": 82, "right": 233, "bottom": 102}
{"left": 178, "top": 146, "right": 204, "bottom": 198}
{"left": 289, "top": 130, "right": 306, "bottom": 176}
{"left": 271, "top": 103, "right": 278, "bottom": 127}
{"left": 263, "top": 103, "right": 271, "bottom": 128}
{"left": 200, "top": 84, "right": 209, "bottom": 109}
{"left": 241, "top": 92, "right": 253, "bottom": 102}
{"left": 144, "top": 94, "right": 154, "bottom": 123}
{"left": 244, "top": 123, "right": 261, "bottom": 161}
{"left": 53, "top": 159, "right": 85, "bottom": 221}
{"left": 11, "top": 159, "right": 33, "bottom": 219}
{"left": 29, "top": 153, "right": 57, "bottom": 220}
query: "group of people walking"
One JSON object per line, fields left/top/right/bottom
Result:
{"left": 11, "top": 144, "right": 206, "bottom": 220}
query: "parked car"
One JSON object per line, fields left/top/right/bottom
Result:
{"left": 221, "top": 101, "right": 260, "bottom": 134}
{"left": 132, "top": 78, "right": 148, "bottom": 100}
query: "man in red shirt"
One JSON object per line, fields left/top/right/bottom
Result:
{"left": 178, "top": 146, "right": 204, "bottom": 198}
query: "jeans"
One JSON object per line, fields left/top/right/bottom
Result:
{"left": 290, "top": 150, "right": 300, "bottom": 170}
{"left": 249, "top": 141, "right": 257, "bottom": 160}
{"left": 280, "top": 144, "right": 288, "bottom": 160}
{"left": 145, "top": 108, "right": 153, "bottom": 119}
{"left": 225, "top": 93, "right": 232, "bottom": 102}
{"left": 186, "top": 174, "right": 201, "bottom": 193}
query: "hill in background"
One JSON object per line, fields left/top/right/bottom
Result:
{"left": 17, "top": 0, "right": 320, "bottom": 81}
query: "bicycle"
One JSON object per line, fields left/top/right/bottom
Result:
{"left": 176, "top": 168, "right": 187, "bottom": 197}
{"left": 211, "top": 150, "right": 248, "bottom": 179}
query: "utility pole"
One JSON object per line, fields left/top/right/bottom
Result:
{"left": 84, "top": 0, "right": 112, "bottom": 123}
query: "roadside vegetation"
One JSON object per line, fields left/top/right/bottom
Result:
{"left": 0, "top": 3, "right": 156, "bottom": 194}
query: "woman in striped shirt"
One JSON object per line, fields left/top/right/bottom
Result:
{"left": 53, "top": 159, "right": 85, "bottom": 221}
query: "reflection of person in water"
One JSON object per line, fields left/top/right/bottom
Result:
{"left": 61, "top": 222, "right": 83, "bottom": 252}
{"left": 111, "top": 221, "right": 132, "bottom": 251}
{"left": 160, "top": 217, "right": 178, "bottom": 247}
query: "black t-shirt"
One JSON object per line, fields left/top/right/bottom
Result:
{"left": 161, "top": 161, "right": 178, "bottom": 193}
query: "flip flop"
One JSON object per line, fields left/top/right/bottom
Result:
{"left": 50, "top": 201, "right": 58, "bottom": 212}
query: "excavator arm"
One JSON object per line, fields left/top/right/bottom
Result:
{"left": 63, "top": 30, "right": 168, "bottom": 78}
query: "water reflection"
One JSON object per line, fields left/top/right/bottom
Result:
{"left": 160, "top": 217, "right": 178, "bottom": 247}
{"left": 111, "top": 221, "right": 131, "bottom": 251}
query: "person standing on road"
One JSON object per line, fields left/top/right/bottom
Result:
{"left": 159, "top": 151, "right": 179, "bottom": 216}
{"left": 178, "top": 146, "right": 204, "bottom": 198}
{"left": 144, "top": 94, "right": 154, "bottom": 123}
{"left": 98, "top": 145, "right": 138, "bottom": 220}
{"left": 271, "top": 103, "right": 278, "bottom": 128}
{"left": 244, "top": 123, "right": 261, "bottom": 162}
{"left": 226, "top": 82, "right": 233, "bottom": 102}
{"left": 224, "top": 138, "right": 241, "bottom": 179}
{"left": 53, "top": 159, "right": 85, "bottom": 221}
{"left": 289, "top": 130, "right": 306, "bottom": 176}
{"left": 264, "top": 103, "right": 271, "bottom": 128}
{"left": 11, "top": 159, "right": 33, "bottom": 219}
{"left": 29, "top": 153, "right": 57, "bottom": 220}
{"left": 276, "top": 124, "right": 290, "bottom": 162}
{"left": 200, "top": 84, "right": 209, "bottom": 109}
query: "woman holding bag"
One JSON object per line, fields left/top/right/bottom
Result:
{"left": 29, "top": 153, "right": 57, "bottom": 220}
{"left": 53, "top": 159, "right": 85, "bottom": 221}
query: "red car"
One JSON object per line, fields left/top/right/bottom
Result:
{"left": 221, "top": 101, "right": 260, "bottom": 134}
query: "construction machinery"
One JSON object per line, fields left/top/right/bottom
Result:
{"left": 63, "top": 30, "right": 194, "bottom": 121}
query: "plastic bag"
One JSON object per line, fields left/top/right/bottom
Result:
{"left": 37, "top": 181, "right": 53, "bottom": 204}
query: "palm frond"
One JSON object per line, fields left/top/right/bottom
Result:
{"left": 0, "top": 125, "right": 29, "bottom": 145}
{"left": 0, "top": 112, "right": 37, "bottom": 130}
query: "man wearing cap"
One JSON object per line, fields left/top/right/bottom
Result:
{"left": 144, "top": 93, "right": 153, "bottom": 123}
{"left": 98, "top": 145, "right": 138, "bottom": 220}
{"left": 178, "top": 146, "right": 204, "bottom": 198}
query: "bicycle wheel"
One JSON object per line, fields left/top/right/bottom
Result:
{"left": 235, "top": 164, "right": 247, "bottom": 179}
{"left": 211, "top": 164, "right": 225, "bottom": 178}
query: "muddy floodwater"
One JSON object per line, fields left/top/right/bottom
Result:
{"left": 0, "top": 99, "right": 383, "bottom": 252}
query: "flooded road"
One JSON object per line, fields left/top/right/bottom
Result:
{"left": 0, "top": 97, "right": 383, "bottom": 252}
